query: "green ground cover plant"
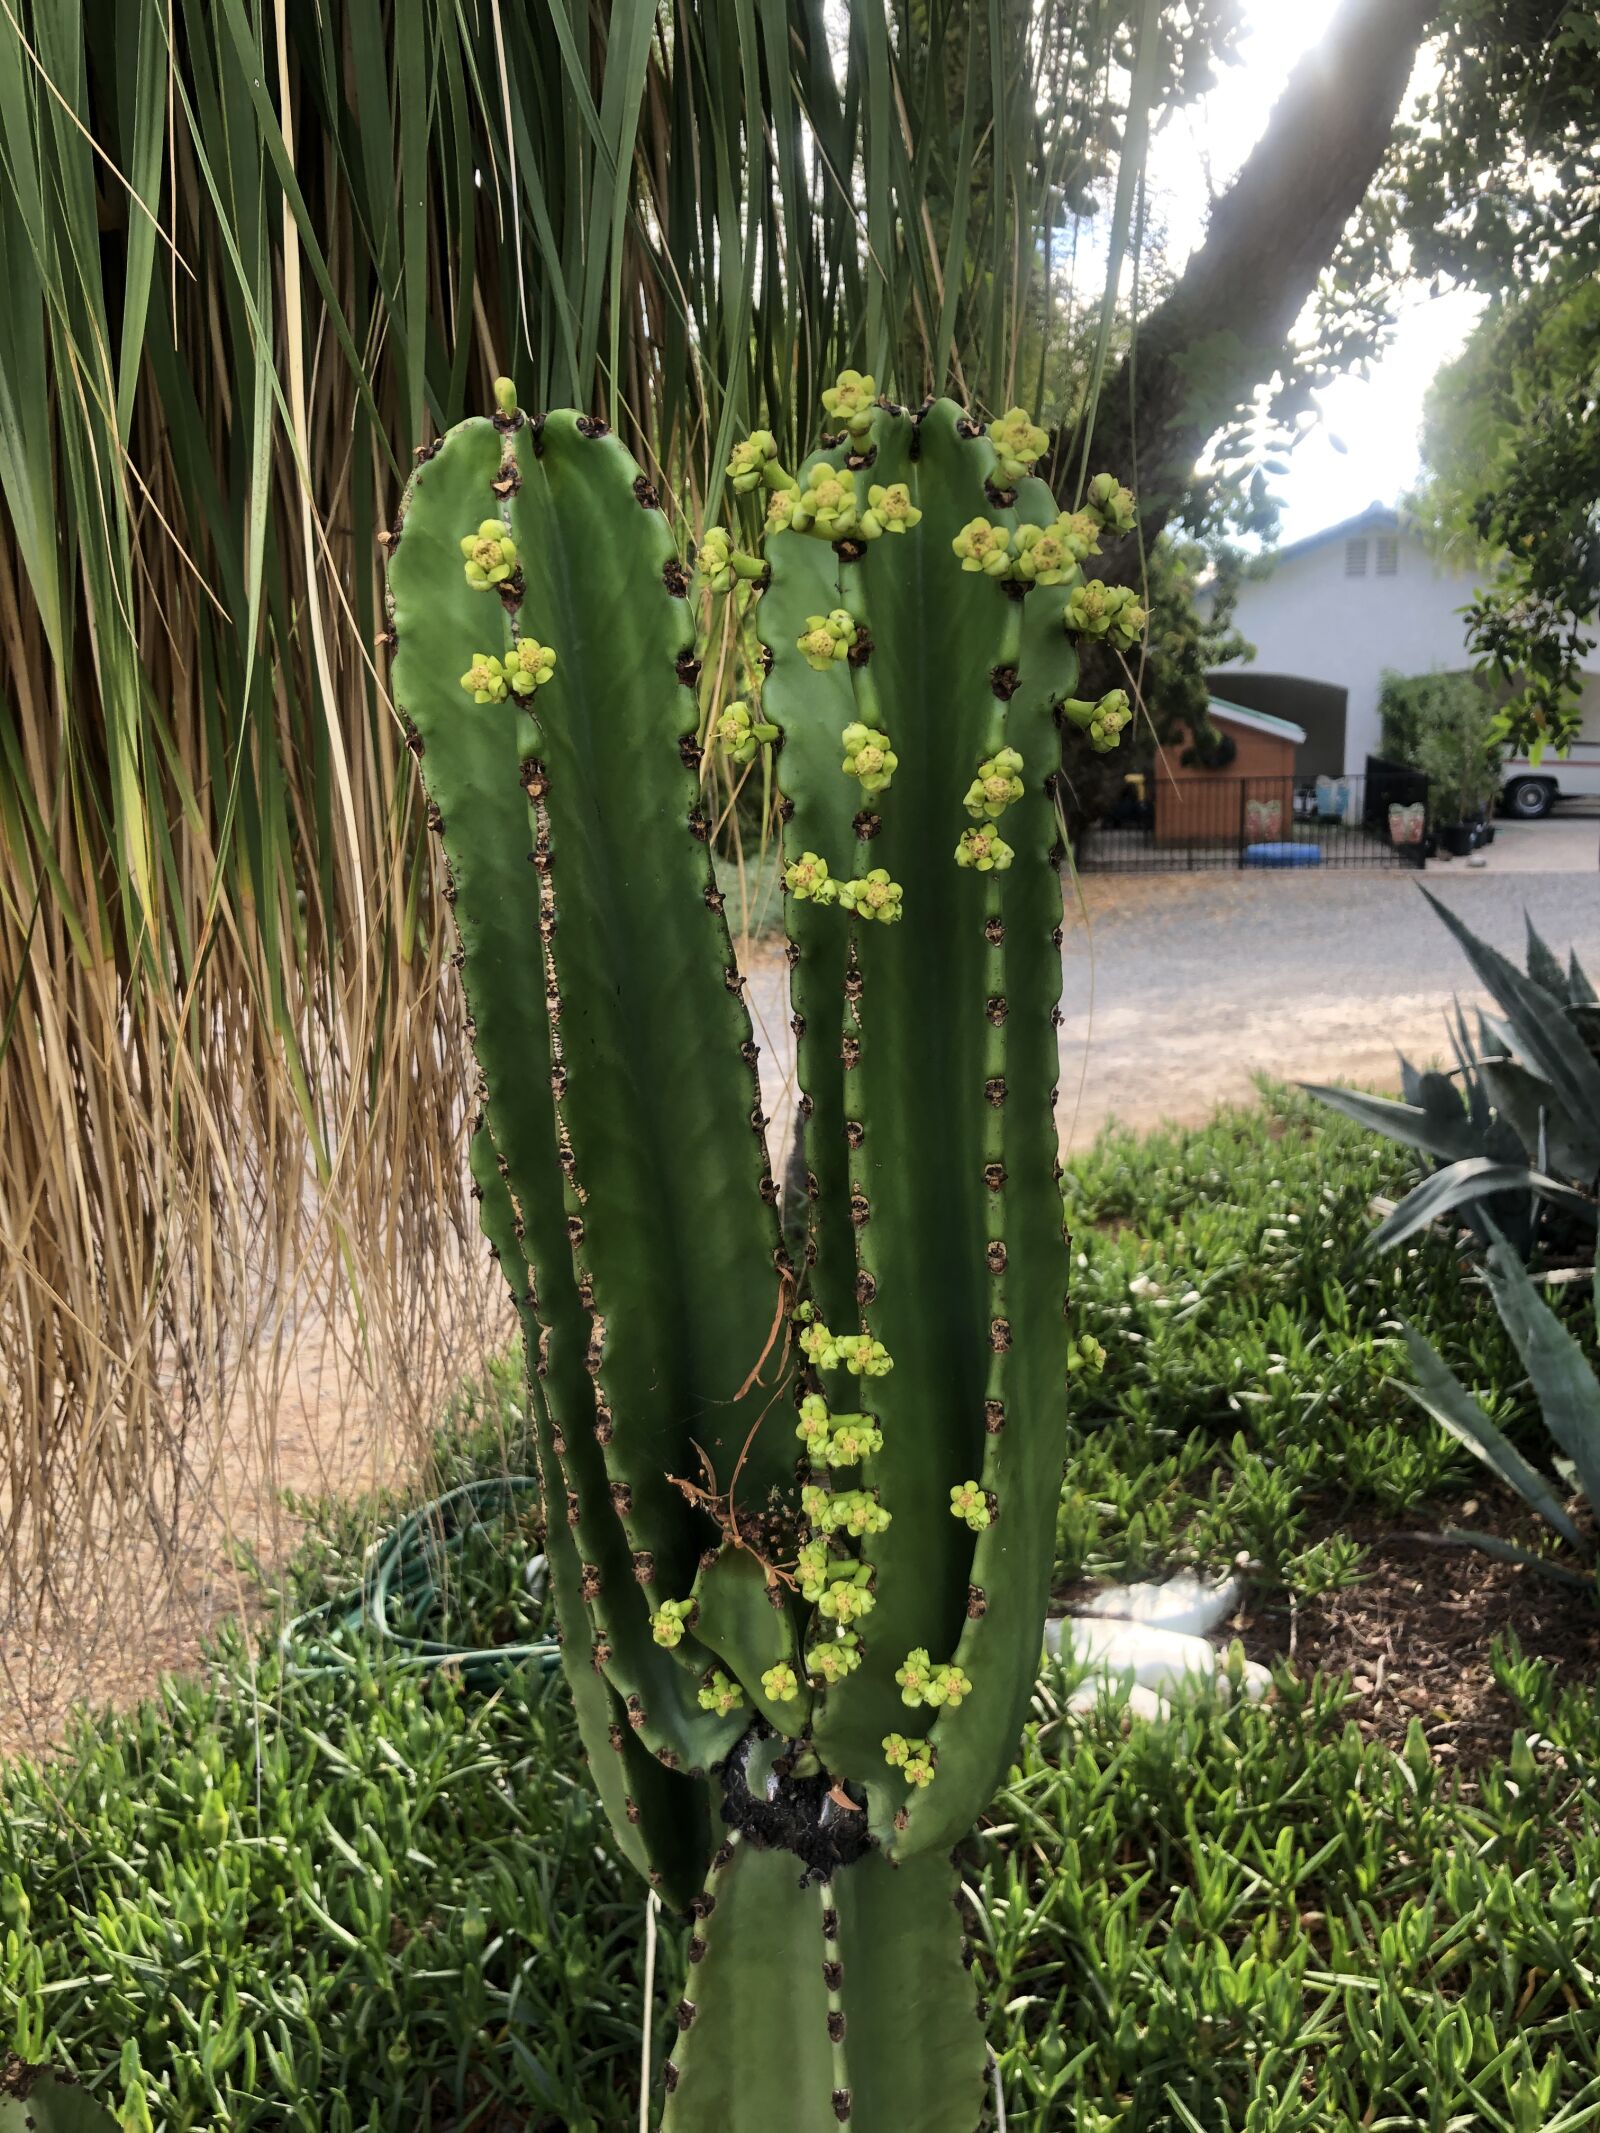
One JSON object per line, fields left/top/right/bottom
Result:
{"left": 1058, "top": 1086, "right": 1541, "bottom": 1590}
{"left": 6, "top": 1095, "right": 1600, "bottom": 2130}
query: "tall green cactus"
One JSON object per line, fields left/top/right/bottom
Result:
{"left": 384, "top": 375, "right": 1136, "bottom": 2129}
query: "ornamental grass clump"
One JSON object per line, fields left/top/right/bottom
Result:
{"left": 384, "top": 377, "right": 1135, "bottom": 2128}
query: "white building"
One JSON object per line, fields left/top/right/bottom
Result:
{"left": 1205, "top": 503, "right": 1600, "bottom": 815}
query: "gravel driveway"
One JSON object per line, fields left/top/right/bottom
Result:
{"left": 1055, "top": 861, "right": 1600, "bottom": 1146}
{"left": 745, "top": 846, "right": 1600, "bottom": 1154}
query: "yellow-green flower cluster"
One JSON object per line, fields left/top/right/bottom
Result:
{"left": 651, "top": 1597, "right": 695, "bottom": 1648}
{"left": 954, "top": 826, "right": 1014, "bottom": 872}
{"left": 806, "top": 1633, "right": 862, "bottom": 1685}
{"left": 794, "top": 1394, "right": 884, "bottom": 1466}
{"left": 715, "top": 700, "right": 779, "bottom": 765}
{"left": 697, "top": 1669, "right": 744, "bottom": 1716}
{"left": 802, "top": 1484, "right": 891, "bottom": 1538}
{"left": 894, "top": 1648, "right": 974, "bottom": 1709}
{"left": 951, "top": 516, "right": 1012, "bottom": 578}
{"left": 882, "top": 1732, "right": 936, "bottom": 1788}
{"left": 838, "top": 869, "right": 904, "bottom": 925}
{"left": 784, "top": 850, "right": 837, "bottom": 905}
{"left": 963, "top": 747, "right": 1025, "bottom": 821}
{"left": 821, "top": 368, "right": 878, "bottom": 440}
{"left": 790, "top": 470, "right": 860, "bottom": 542}
{"left": 697, "top": 525, "right": 768, "bottom": 594}
{"left": 949, "top": 1479, "right": 991, "bottom": 1532}
{"left": 797, "top": 609, "right": 857, "bottom": 671}
{"left": 459, "top": 653, "right": 508, "bottom": 704}
{"left": 460, "top": 519, "right": 518, "bottom": 590}
{"left": 727, "top": 428, "right": 781, "bottom": 494}
{"left": 840, "top": 722, "right": 897, "bottom": 796}
{"left": 1085, "top": 470, "right": 1136, "bottom": 534}
{"left": 1061, "top": 688, "right": 1132, "bottom": 754}
{"left": 816, "top": 1563, "right": 876, "bottom": 1625}
{"left": 761, "top": 1663, "right": 801, "bottom": 1704}
{"left": 1064, "top": 579, "right": 1146, "bottom": 651}
{"left": 504, "top": 638, "right": 557, "bottom": 694}
{"left": 794, "top": 1309, "right": 894, "bottom": 1377}
{"left": 986, "top": 406, "right": 1050, "bottom": 484}
{"left": 859, "top": 482, "right": 921, "bottom": 538}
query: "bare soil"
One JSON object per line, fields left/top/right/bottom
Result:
{"left": 1240, "top": 1507, "right": 1600, "bottom": 1770}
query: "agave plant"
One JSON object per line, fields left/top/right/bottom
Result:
{"left": 384, "top": 376, "right": 1132, "bottom": 2124}
{"left": 1404, "top": 1228, "right": 1600, "bottom": 1587}
{"left": 1308, "top": 891, "right": 1600, "bottom": 1259}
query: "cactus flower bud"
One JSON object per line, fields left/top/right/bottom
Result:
{"left": 951, "top": 517, "right": 1012, "bottom": 577}
{"left": 949, "top": 1479, "right": 990, "bottom": 1531}
{"left": 807, "top": 1633, "right": 861, "bottom": 1685}
{"left": 835, "top": 1333, "right": 893, "bottom": 1378}
{"left": 784, "top": 850, "right": 839, "bottom": 905}
{"left": 986, "top": 406, "right": 1050, "bottom": 483}
{"left": 1058, "top": 510, "right": 1103, "bottom": 562}
{"left": 761, "top": 1663, "right": 801, "bottom": 1703}
{"left": 727, "top": 429, "right": 779, "bottom": 493}
{"left": 1010, "top": 522, "right": 1077, "bottom": 586}
{"left": 955, "top": 827, "right": 1014, "bottom": 872}
{"left": 1065, "top": 581, "right": 1145, "bottom": 650}
{"left": 1062, "top": 689, "right": 1131, "bottom": 754}
{"left": 796, "top": 1312, "right": 842, "bottom": 1365}
{"left": 697, "top": 1669, "right": 745, "bottom": 1716}
{"left": 460, "top": 520, "right": 518, "bottom": 590}
{"left": 817, "top": 1575, "right": 875, "bottom": 1625}
{"left": 797, "top": 610, "right": 857, "bottom": 670}
{"left": 882, "top": 1733, "right": 936, "bottom": 1786}
{"left": 459, "top": 653, "right": 509, "bottom": 704}
{"left": 697, "top": 526, "right": 736, "bottom": 592}
{"left": 859, "top": 482, "right": 922, "bottom": 538}
{"left": 791, "top": 471, "right": 861, "bottom": 542}
{"left": 504, "top": 638, "right": 557, "bottom": 695}
{"left": 796, "top": 1539, "right": 832, "bottom": 1603}
{"left": 895, "top": 1648, "right": 934, "bottom": 1707}
{"left": 492, "top": 376, "right": 519, "bottom": 416}
{"left": 824, "top": 1415, "right": 885, "bottom": 1466}
{"left": 1068, "top": 1333, "right": 1107, "bottom": 1375}
{"left": 963, "top": 747, "right": 1025, "bottom": 821}
{"left": 825, "top": 1490, "right": 891, "bottom": 1537}
{"left": 714, "top": 701, "right": 776, "bottom": 763}
{"left": 923, "top": 1663, "right": 973, "bottom": 1710}
{"left": 1086, "top": 471, "right": 1136, "bottom": 534}
{"left": 838, "top": 869, "right": 904, "bottom": 924}
{"left": 821, "top": 368, "right": 879, "bottom": 438}
{"left": 651, "top": 1598, "right": 695, "bottom": 1648}
{"left": 766, "top": 487, "right": 802, "bottom": 535}
{"left": 795, "top": 1394, "right": 833, "bottom": 1454}
{"left": 840, "top": 723, "right": 898, "bottom": 796}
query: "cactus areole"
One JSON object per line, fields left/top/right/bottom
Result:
{"left": 385, "top": 384, "right": 1132, "bottom": 2130}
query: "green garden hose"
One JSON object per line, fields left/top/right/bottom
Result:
{"left": 279, "top": 1477, "right": 561, "bottom": 1684}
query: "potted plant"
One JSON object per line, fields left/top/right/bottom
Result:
{"left": 1384, "top": 671, "right": 1503, "bottom": 856}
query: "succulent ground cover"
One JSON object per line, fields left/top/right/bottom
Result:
{"left": 6, "top": 1093, "right": 1600, "bottom": 2130}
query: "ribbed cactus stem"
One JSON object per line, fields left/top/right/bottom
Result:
{"left": 980, "top": 593, "right": 1024, "bottom": 1527}
{"left": 822, "top": 1882, "right": 851, "bottom": 2122}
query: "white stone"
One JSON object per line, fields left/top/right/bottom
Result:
{"left": 1074, "top": 1572, "right": 1241, "bottom": 1637}
{"left": 1043, "top": 1609, "right": 1272, "bottom": 1710}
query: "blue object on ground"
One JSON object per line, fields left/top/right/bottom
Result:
{"left": 1243, "top": 841, "right": 1321, "bottom": 868}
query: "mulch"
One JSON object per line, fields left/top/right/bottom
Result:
{"left": 1239, "top": 1505, "right": 1600, "bottom": 1769}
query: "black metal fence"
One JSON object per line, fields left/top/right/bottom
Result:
{"left": 1071, "top": 771, "right": 1428, "bottom": 875}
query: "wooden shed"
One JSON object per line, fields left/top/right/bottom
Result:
{"left": 1153, "top": 696, "right": 1308, "bottom": 847}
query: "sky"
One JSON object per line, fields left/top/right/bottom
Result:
{"left": 1144, "top": 0, "right": 1486, "bottom": 546}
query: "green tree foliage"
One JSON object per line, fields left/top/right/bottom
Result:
{"left": 1411, "top": 280, "right": 1600, "bottom": 752}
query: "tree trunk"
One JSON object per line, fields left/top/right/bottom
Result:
{"left": 1057, "top": 0, "right": 1439, "bottom": 551}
